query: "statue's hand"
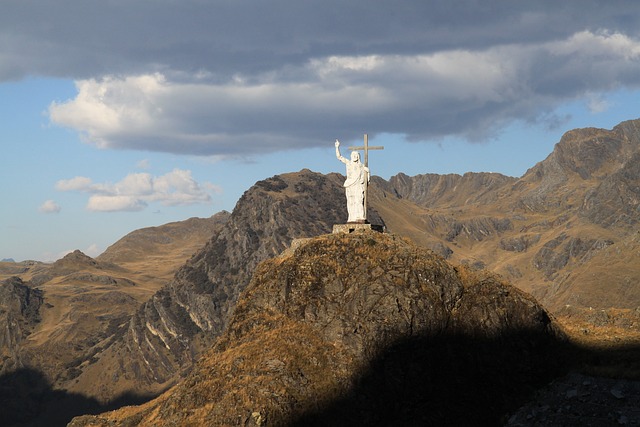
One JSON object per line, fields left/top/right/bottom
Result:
{"left": 335, "top": 140, "right": 340, "bottom": 148}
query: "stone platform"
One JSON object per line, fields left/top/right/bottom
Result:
{"left": 332, "top": 223, "right": 385, "bottom": 234}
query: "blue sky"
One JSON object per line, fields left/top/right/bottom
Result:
{"left": 1, "top": 1, "right": 640, "bottom": 262}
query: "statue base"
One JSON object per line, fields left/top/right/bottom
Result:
{"left": 332, "top": 222, "right": 384, "bottom": 234}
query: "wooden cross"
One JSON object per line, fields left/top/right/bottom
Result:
{"left": 348, "top": 133, "right": 384, "bottom": 168}
{"left": 348, "top": 134, "right": 384, "bottom": 220}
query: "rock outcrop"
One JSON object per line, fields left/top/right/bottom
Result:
{"left": 70, "top": 170, "right": 385, "bottom": 401}
{"left": 0, "top": 277, "right": 43, "bottom": 374}
{"left": 70, "top": 231, "right": 566, "bottom": 427}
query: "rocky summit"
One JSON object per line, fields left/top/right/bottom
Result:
{"left": 70, "top": 231, "right": 566, "bottom": 427}
{"left": 62, "top": 170, "right": 378, "bottom": 403}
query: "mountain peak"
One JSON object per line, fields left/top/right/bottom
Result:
{"left": 529, "top": 119, "right": 640, "bottom": 181}
{"left": 514, "top": 119, "right": 640, "bottom": 215}
{"left": 55, "top": 250, "right": 98, "bottom": 267}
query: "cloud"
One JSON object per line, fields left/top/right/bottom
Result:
{"left": 85, "top": 244, "right": 101, "bottom": 258}
{"left": 136, "top": 159, "right": 151, "bottom": 169}
{"left": 1, "top": 1, "right": 639, "bottom": 156}
{"left": 56, "top": 169, "right": 213, "bottom": 212}
{"left": 55, "top": 176, "right": 93, "bottom": 192}
{"left": 39, "top": 200, "right": 61, "bottom": 214}
{"left": 1, "top": 1, "right": 638, "bottom": 81}
{"left": 87, "top": 195, "right": 148, "bottom": 212}
{"left": 48, "top": 30, "right": 640, "bottom": 154}
{"left": 587, "top": 95, "right": 611, "bottom": 114}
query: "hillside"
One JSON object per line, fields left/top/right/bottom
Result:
{"left": 97, "top": 213, "right": 230, "bottom": 285}
{"left": 0, "top": 214, "right": 229, "bottom": 426}
{"left": 69, "top": 231, "right": 567, "bottom": 426}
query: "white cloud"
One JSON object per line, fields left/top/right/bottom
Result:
{"left": 55, "top": 176, "right": 93, "bottom": 192}
{"left": 87, "top": 195, "right": 148, "bottom": 212}
{"left": 586, "top": 95, "right": 611, "bottom": 114}
{"left": 550, "top": 31, "right": 640, "bottom": 60}
{"left": 151, "top": 169, "right": 212, "bottom": 206}
{"left": 203, "top": 182, "right": 223, "bottom": 195}
{"left": 116, "top": 173, "right": 155, "bottom": 197}
{"left": 39, "top": 200, "right": 61, "bottom": 214}
{"left": 56, "top": 169, "right": 213, "bottom": 212}
{"left": 49, "top": 74, "right": 166, "bottom": 149}
{"left": 47, "top": 30, "right": 640, "bottom": 152}
{"left": 85, "top": 243, "right": 101, "bottom": 257}
{"left": 136, "top": 159, "right": 151, "bottom": 169}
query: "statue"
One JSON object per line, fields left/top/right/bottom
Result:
{"left": 335, "top": 139, "right": 370, "bottom": 222}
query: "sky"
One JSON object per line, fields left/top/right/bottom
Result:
{"left": 2, "top": 1, "right": 640, "bottom": 262}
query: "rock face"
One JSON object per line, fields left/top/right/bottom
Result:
{"left": 0, "top": 277, "right": 43, "bottom": 373}
{"left": 0, "top": 216, "right": 230, "bottom": 426}
{"left": 70, "top": 169, "right": 386, "bottom": 400}
{"left": 70, "top": 231, "right": 566, "bottom": 427}
{"left": 515, "top": 123, "right": 640, "bottom": 214}
{"left": 389, "top": 171, "right": 516, "bottom": 207}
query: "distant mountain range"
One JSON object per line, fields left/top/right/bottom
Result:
{"left": 1, "top": 118, "right": 640, "bottom": 425}
{"left": 373, "top": 120, "right": 640, "bottom": 315}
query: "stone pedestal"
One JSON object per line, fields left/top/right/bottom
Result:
{"left": 333, "top": 223, "right": 384, "bottom": 234}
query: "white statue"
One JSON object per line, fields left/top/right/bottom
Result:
{"left": 335, "top": 139, "right": 370, "bottom": 222}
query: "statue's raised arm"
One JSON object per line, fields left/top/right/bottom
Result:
{"left": 335, "top": 139, "right": 348, "bottom": 164}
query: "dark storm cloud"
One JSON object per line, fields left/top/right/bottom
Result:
{"left": 4, "top": 0, "right": 640, "bottom": 155}
{"left": 2, "top": 1, "right": 637, "bottom": 79}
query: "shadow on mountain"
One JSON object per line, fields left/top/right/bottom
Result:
{"left": 0, "top": 368, "right": 155, "bottom": 427}
{"left": 572, "top": 339, "right": 640, "bottom": 380}
{"left": 288, "top": 330, "right": 640, "bottom": 427}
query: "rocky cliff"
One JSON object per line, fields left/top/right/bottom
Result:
{"left": 70, "top": 231, "right": 566, "bottom": 427}
{"left": 68, "top": 169, "right": 385, "bottom": 401}
{"left": 0, "top": 276, "right": 43, "bottom": 374}
{"left": 0, "top": 215, "right": 230, "bottom": 426}
{"left": 389, "top": 171, "right": 515, "bottom": 208}
{"left": 515, "top": 122, "right": 640, "bottom": 215}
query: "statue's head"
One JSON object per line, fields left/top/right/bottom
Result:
{"left": 350, "top": 151, "right": 360, "bottom": 162}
